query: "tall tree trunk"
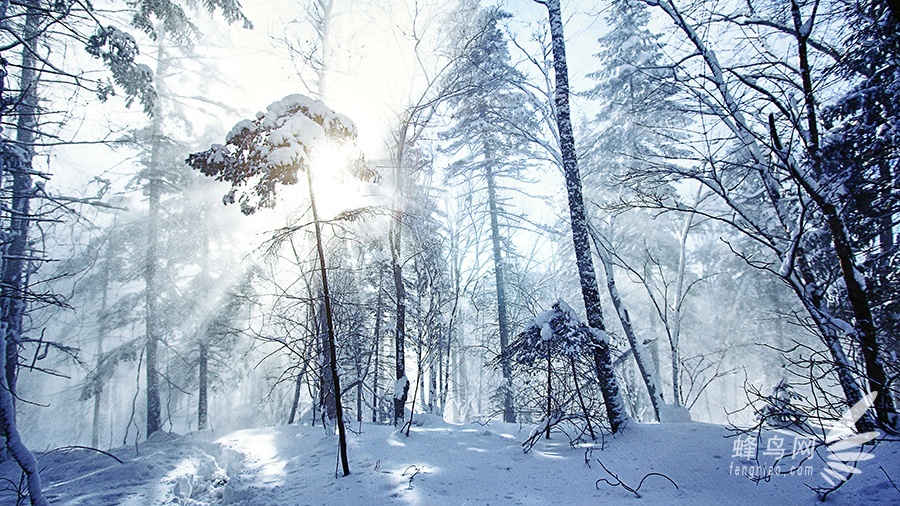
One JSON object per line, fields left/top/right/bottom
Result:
{"left": 306, "top": 166, "right": 350, "bottom": 476}
{"left": 543, "top": 0, "right": 628, "bottom": 433}
{"left": 484, "top": 159, "right": 515, "bottom": 423}
{"left": 288, "top": 367, "right": 303, "bottom": 425}
{"left": 668, "top": 200, "right": 697, "bottom": 407}
{"left": 198, "top": 341, "right": 209, "bottom": 430}
{"left": 197, "top": 225, "right": 211, "bottom": 431}
{"left": 390, "top": 164, "right": 409, "bottom": 426}
{"left": 144, "top": 27, "right": 168, "bottom": 438}
{"left": 2, "top": 0, "right": 40, "bottom": 410}
{"left": 372, "top": 273, "right": 383, "bottom": 423}
{"left": 545, "top": 348, "right": 552, "bottom": 439}
{"left": 92, "top": 246, "right": 111, "bottom": 446}
{"left": 318, "top": 295, "right": 336, "bottom": 423}
{"left": 0, "top": 2, "right": 48, "bottom": 502}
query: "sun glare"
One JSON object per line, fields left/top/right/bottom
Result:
{"left": 309, "top": 141, "right": 366, "bottom": 219}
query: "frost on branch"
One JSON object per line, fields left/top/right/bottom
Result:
{"left": 186, "top": 94, "right": 358, "bottom": 214}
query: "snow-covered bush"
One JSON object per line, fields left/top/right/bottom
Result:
{"left": 507, "top": 299, "right": 604, "bottom": 444}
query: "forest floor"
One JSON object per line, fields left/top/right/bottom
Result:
{"left": 2, "top": 415, "right": 898, "bottom": 505}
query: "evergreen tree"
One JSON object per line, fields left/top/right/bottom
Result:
{"left": 441, "top": 7, "right": 537, "bottom": 424}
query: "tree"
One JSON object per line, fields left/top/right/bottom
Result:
{"left": 441, "top": 7, "right": 537, "bottom": 423}
{"left": 535, "top": 0, "right": 628, "bottom": 433}
{"left": 509, "top": 300, "right": 599, "bottom": 440}
{"left": 188, "top": 93, "right": 363, "bottom": 476}
{"left": 628, "top": 0, "right": 898, "bottom": 430}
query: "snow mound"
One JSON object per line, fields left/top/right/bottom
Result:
{"left": 658, "top": 404, "right": 692, "bottom": 423}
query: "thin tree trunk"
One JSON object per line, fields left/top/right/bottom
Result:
{"left": 372, "top": 277, "right": 383, "bottom": 423}
{"left": 318, "top": 295, "right": 336, "bottom": 423}
{"left": 306, "top": 166, "right": 350, "bottom": 476}
{"left": 92, "top": 246, "right": 111, "bottom": 447}
{"left": 485, "top": 159, "right": 515, "bottom": 423}
{"left": 543, "top": 0, "right": 627, "bottom": 433}
{"left": 390, "top": 163, "right": 409, "bottom": 426}
{"left": 197, "top": 225, "right": 210, "bottom": 432}
{"left": 669, "top": 199, "right": 697, "bottom": 408}
{"left": 590, "top": 228, "right": 664, "bottom": 421}
{"left": 198, "top": 341, "right": 209, "bottom": 430}
{"left": 545, "top": 349, "right": 552, "bottom": 439}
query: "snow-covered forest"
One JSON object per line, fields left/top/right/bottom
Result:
{"left": 0, "top": 0, "right": 898, "bottom": 504}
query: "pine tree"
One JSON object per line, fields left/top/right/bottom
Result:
{"left": 441, "top": 7, "right": 536, "bottom": 424}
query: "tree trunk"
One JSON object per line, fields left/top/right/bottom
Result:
{"left": 668, "top": 200, "right": 697, "bottom": 407}
{"left": 92, "top": 246, "right": 111, "bottom": 446}
{"left": 0, "top": 2, "right": 48, "bottom": 502}
{"left": 198, "top": 341, "right": 209, "bottom": 430}
{"left": 2, "top": 0, "right": 41, "bottom": 410}
{"left": 545, "top": 349, "right": 552, "bottom": 439}
{"left": 591, "top": 229, "right": 664, "bottom": 421}
{"left": 144, "top": 27, "right": 169, "bottom": 438}
{"left": 306, "top": 166, "right": 350, "bottom": 476}
{"left": 390, "top": 165, "right": 409, "bottom": 426}
{"left": 288, "top": 368, "right": 303, "bottom": 425}
{"left": 318, "top": 295, "right": 337, "bottom": 424}
{"left": 543, "top": 0, "right": 628, "bottom": 433}
{"left": 484, "top": 159, "right": 515, "bottom": 423}
{"left": 372, "top": 274, "right": 383, "bottom": 423}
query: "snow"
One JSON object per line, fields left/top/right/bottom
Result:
{"left": 658, "top": 404, "right": 692, "bottom": 423}
{"left": 225, "top": 120, "right": 255, "bottom": 144}
{"left": 6, "top": 420, "right": 898, "bottom": 505}
{"left": 394, "top": 376, "right": 409, "bottom": 400}
{"left": 540, "top": 322, "right": 553, "bottom": 342}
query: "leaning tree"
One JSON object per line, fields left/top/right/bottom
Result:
{"left": 187, "top": 94, "right": 370, "bottom": 477}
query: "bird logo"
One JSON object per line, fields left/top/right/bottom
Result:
{"left": 819, "top": 391, "right": 879, "bottom": 486}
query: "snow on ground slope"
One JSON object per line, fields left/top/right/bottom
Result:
{"left": 2, "top": 417, "right": 898, "bottom": 505}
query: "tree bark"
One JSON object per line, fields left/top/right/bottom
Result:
{"left": 390, "top": 162, "right": 409, "bottom": 426}
{"left": 543, "top": 0, "right": 628, "bottom": 433}
{"left": 144, "top": 26, "right": 168, "bottom": 438}
{"left": 0, "top": 2, "right": 48, "bottom": 502}
{"left": 92, "top": 246, "right": 111, "bottom": 446}
{"left": 306, "top": 166, "right": 350, "bottom": 476}
{"left": 198, "top": 341, "right": 209, "bottom": 430}
{"left": 372, "top": 272, "right": 383, "bottom": 423}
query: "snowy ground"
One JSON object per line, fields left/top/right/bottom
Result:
{"left": 2, "top": 416, "right": 898, "bottom": 505}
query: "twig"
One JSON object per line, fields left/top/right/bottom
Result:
{"left": 402, "top": 465, "right": 421, "bottom": 489}
{"left": 594, "top": 459, "right": 679, "bottom": 499}
{"left": 880, "top": 465, "right": 900, "bottom": 495}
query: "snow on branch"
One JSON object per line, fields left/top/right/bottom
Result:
{"left": 186, "top": 94, "right": 359, "bottom": 214}
{"left": 505, "top": 299, "right": 599, "bottom": 366}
